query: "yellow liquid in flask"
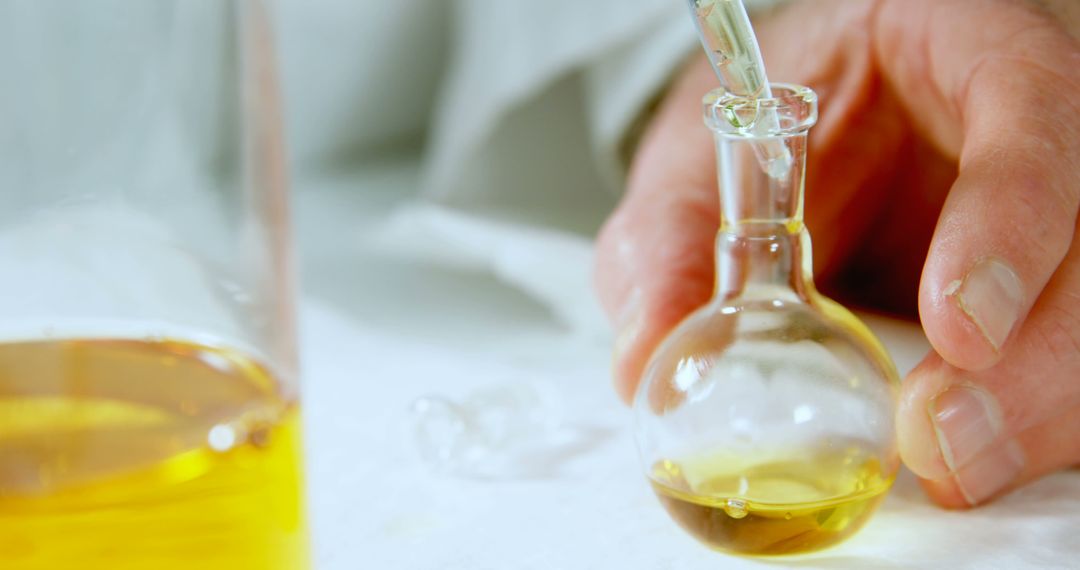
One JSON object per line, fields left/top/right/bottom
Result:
{"left": 0, "top": 339, "right": 308, "bottom": 569}
{"left": 650, "top": 446, "right": 893, "bottom": 556}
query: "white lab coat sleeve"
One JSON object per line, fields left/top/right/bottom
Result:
{"left": 422, "top": 0, "right": 792, "bottom": 234}
{"left": 581, "top": 0, "right": 796, "bottom": 186}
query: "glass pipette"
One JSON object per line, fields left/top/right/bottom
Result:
{"left": 686, "top": 0, "right": 791, "bottom": 178}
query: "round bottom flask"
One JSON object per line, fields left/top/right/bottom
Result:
{"left": 634, "top": 85, "right": 900, "bottom": 556}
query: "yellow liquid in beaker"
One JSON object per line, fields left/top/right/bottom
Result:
{"left": 650, "top": 447, "right": 892, "bottom": 556}
{"left": 0, "top": 339, "right": 308, "bottom": 569}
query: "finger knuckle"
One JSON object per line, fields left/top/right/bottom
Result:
{"left": 1031, "top": 303, "right": 1080, "bottom": 367}
{"left": 1005, "top": 175, "right": 1077, "bottom": 262}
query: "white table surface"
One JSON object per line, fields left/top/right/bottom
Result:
{"left": 294, "top": 170, "right": 1080, "bottom": 570}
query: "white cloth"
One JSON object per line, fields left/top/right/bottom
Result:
{"left": 295, "top": 173, "right": 1080, "bottom": 570}
{"left": 301, "top": 299, "right": 1080, "bottom": 570}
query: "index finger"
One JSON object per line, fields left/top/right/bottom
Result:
{"left": 875, "top": 0, "right": 1080, "bottom": 371}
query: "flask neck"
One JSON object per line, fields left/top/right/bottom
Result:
{"left": 713, "top": 131, "right": 814, "bottom": 301}
{"left": 714, "top": 228, "right": 814, "bottom": 302}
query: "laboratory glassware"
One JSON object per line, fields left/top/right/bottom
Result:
{"left": 0, "top": 1, "right": 307, "bottom": 568}
{"left": 634, "top": 84, "right": 901, "bottom": 556}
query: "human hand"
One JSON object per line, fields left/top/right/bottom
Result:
{"left": 594, "top": 0, "right": 1080, "bottom": 508}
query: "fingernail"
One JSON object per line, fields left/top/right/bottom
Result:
{"left": 947, "top": 257, "right": 1024, "bottom": 351}
{"left": 930, "top": 385, "right": 1005, "bottom": 471}
{"left": 951, "top": 439, "right": 1025, "bottom": 505}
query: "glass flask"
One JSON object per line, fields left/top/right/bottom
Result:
{"left": 0, "top": 1, "right": 307, "bottom": 568}
{"left": 635, "top": 84, "right": 900, "bottom": 556}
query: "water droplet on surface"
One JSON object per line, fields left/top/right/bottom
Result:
{"left": 724, "top": 498, "right": 749, "bottom": 519}
{"left": 410, "top": 396, "right": 471, "bottom": 472}
{"left": 723, "top": 100, "right": 760, "bottom": 129}
{"left": 784, "top": 512, "right": 793, "bottom": 520}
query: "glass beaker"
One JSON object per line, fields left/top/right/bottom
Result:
{"left": 0, "top": 1, "right": 307, "bottom": 568}
{"left": 634, "top": 84, "right": 900, "bottom": 556}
